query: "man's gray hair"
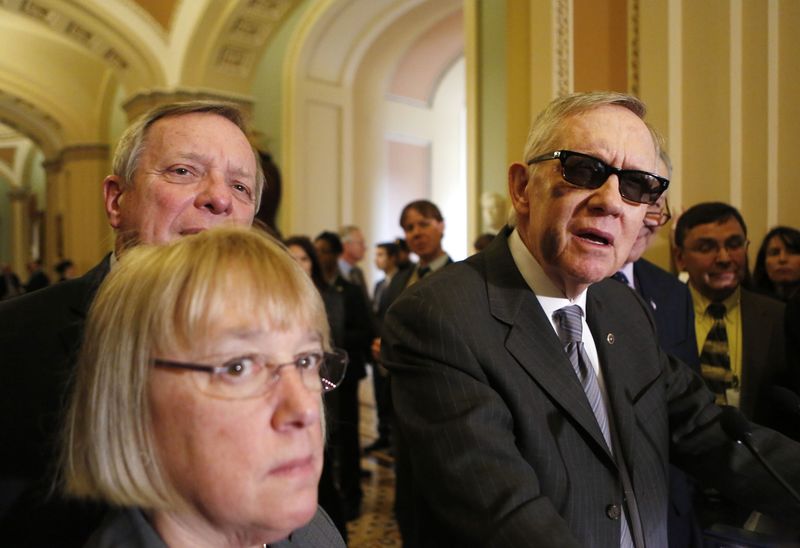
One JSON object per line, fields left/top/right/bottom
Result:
{"left": 338, "top": 225, "right": 361, "bottom": 242}
{"left": 522, "top": 91, "right": 651, "bottom": 163}
{"left": 112, "top": 100, "right": 266, "bottom": 209}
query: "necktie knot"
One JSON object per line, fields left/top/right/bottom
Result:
{"left": 612, "top": 271, "right": 629, "bottom": 286}
{"left": 554, "top": 305, "right": 583, "bottom": 346}
{"left": 707, "top": 302, "right": 726, "bottom": 320}
{"left": 418, "top": 265, "right": 431, "bottom": 279}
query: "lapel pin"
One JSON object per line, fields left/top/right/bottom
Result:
{"left": 606, "top": 333, "right": 615, "bottom": 344}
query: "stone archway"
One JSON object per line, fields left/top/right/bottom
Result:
{"left": 282, "top": 0, "right": 465, "bottom": 268}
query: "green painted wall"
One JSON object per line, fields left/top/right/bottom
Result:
{"left": 251, "top": 0, "right": 314, "bottom": 166}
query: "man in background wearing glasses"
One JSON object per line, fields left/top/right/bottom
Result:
{"left": 612, "top": 149, "right": 702, "bottom": 548}
{"left": 614, "top": 150, "right": 700, "bottom": 371}
{"left": 382, "top": 91, "right": 800, "bottom": 547}
{"left": 675, "top": 202, "right": 787, "bottom": 426}
{"left": 674, "top": 202, "right": 792, "bottom": 533}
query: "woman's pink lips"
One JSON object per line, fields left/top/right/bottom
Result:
{"left": 269, "top": 455, "right": 314, "bottom": 476}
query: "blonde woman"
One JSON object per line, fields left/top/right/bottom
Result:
{"left": 60, "top": 226, "right": 346, "bottom": 547}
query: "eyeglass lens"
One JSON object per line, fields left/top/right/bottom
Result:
{"left": 690, "top": 236, "right": 747, "bottom": 255}
{"left": 210, "top": 351, "right": 348, "bottom": 399}
{"left": 155, "top": 350, "right": 348, "bottom": 400}
{"left": 560, "top": 152, "right": 665, "bottom": 205}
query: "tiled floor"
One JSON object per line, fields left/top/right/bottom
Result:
{"left": 346, "top": 375, "right": 402, "bottom": 547}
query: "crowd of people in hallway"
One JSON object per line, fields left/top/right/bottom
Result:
{"left": 1, "top": 93, "right": 800, "bottom": 547}
{"left": 0, "top": 258, "right": 76, "bottom": 300}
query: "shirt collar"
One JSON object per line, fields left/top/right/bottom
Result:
{"left": 423, "top": 252, "right": 450, "bottom": 274}
{"left": 508, "top": 227, "right": 588, "bottom": 320}
{"left": 619, "top": 262, "right": 636, "bottom": 289}
{"left": 338, "top": 258, "right": 353, "bottom": 278}
{"left": 689, "top": 283, "right": 741, "bottom": 318}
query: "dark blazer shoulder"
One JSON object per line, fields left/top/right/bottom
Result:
{"left": 633, "top": 258, "right": 700, "bottom": 370}
{"left": 273, "top": 507, "right": 346, "bottom": 547}
{"left": 0, "top": 255, "right": 110, "bottom": 331}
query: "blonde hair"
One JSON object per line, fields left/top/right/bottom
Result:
{"left": 60, "top": 226, "right": 329, "bottom": 509}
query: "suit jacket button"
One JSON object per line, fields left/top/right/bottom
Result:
{"left": 606, "top": 333, "right": 615, "bottom": 344}
{"left": 606, "top": 504, "right": 621, "bottom": 520}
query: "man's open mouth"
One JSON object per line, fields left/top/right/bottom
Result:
{"left": 576, "top": 230, "right": 612, "bottom": 246}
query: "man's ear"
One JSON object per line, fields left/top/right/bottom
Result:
{"left": 673, "top": 245, "right": 686, "bottom": 272}
{"left": 508, "top": 163, "right": 530, "bottom": 216}
{"left": 103, "top": 175, "right": 124, "bottom": 229}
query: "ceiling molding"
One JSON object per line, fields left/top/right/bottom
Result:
{"left": 0, "top": 0, "right": 131, "bottom": 70}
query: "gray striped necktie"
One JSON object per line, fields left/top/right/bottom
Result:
{"left": 554, "top": 305, "right": 634, "bottom": 548}
{"left": 553, "top": 305, "right": 612, "bottom": 449}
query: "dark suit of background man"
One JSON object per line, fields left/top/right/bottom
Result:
{"left": 314, "top": 231, "right": 373, "bottom": 521}
{"left": 364, "top": 241, "right": 401, "bottom": 454}
{"left": 372, "top": 199, "right": 453, "bottom": 543}
{"left": 0, "top": 101, "right": 264, "bottom": 547}
{"left": 382, "top": 91, "right": 800, "bottom": 548}
{"left": 612, "top": 149, "right": 702, "bottom": 548}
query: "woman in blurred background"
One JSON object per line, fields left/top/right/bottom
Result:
{"left": 753, "top": 226, "right": 800, "bottom": 302}
{"left": 60, "top": 227, "right": 346, "bottom": 547}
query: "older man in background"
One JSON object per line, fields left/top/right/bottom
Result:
{"left": 0, "top": 100, "right": 264, "bottom": 546}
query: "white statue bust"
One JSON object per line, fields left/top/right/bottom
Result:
{"left": 480, "top": 191, "right": 506, "bottom": 233}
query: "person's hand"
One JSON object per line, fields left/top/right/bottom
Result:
{"left": 371, "top": 337, "right": 382, "bottom": 362}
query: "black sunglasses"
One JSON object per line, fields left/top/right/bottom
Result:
{"left": 527, "top": 150, "right": 669, "bottom": 205}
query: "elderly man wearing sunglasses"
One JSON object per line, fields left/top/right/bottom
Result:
{"left": 381, "top": 91, "right": 800, "bottom": 548}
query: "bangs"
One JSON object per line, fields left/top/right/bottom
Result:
{"left": 149, "top": 228, "right": 329, "bottom": 356}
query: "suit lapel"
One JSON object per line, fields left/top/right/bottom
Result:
{"left": 484, "top": 229, "right": 614, "bottom": 461}
{"left": 738, "top": 288, "right": 768, "bottom": 412}
{"left": 587, "top": 281, "right": 663, "bottom": 477}
{"left": 57, "top": 255, "right": 111, "bottom": 354}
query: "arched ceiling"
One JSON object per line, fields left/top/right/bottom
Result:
{"left": 295, "top": 0, "right": 461, "bottom": 87}
{"left": 0, "top": 0, "right": 301, "bottom": 152}
{"left": 387, "top": 8, "right": 463, "bottom": 106}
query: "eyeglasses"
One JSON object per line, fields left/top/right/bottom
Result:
{"left": 686, "top": 235, "right": 749, "bottom": 256}
{"left": 153, "top": 349, "right": 348, "bottom": 400}
{"left": 643, "top": 198, "right": 671, "bottom": 228}
{"left": 527, "top": 150, "right": 669, "bottom": 205}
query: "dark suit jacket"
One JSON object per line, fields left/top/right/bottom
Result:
{"left": 83, "top": 506, "right": 345, "bottom": 547}
{"left": 382, "top": 229, "right": 800, "bottom": 547}
{"left": 377, "top": 263, "right": 415, "bottom": 324}
{"left": 634, "top": 258, "right": 700, "bottom": 371}
{"left": 321, "top": 274, "right": 374, "bottom": 380}
{"left": 632, "top": 259, "right": 701, "bottom": 548}
{"left": 378, "top": 258, "right": 453, "bottom": 327}
{"left": 787, "top": 293, "right": 800, "bottom": 393}
{"left": 738, "top": 288, "right": 788, "bottom": 429}
{"left": 0, "top": 256, "right": 111, "bottom": 546}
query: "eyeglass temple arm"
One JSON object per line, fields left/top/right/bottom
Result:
{"left": 153, "top": 359, "right": 214, "bottom": 373}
